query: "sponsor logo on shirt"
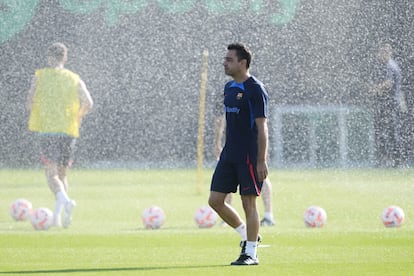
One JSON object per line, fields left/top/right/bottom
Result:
{"left": 225, "top": 106, "right": 240, "bottom": 114}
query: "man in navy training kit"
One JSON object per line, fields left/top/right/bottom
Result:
{"left": 209, "top": 43, "right": 269, "bottom": 266}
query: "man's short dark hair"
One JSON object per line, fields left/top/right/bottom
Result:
{"left": 47, "top": 42, "right": 67, "bottom": 62}
{"left": 227, "top": 43, "right": 252, "bottom": 69}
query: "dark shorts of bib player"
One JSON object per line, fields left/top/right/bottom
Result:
{"left": 211, "top": 158, "right": 263, "bottom": 196}
{"left": 39, "top": 135, "right": 76, "bottom": 167}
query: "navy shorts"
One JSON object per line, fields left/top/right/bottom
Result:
{"left": 210, "top": 158, "right": 262, "bottom": 196}
{"left": 39, "top": 135, "right": 76, "bottom": 167}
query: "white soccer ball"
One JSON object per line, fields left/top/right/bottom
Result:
{"left": 30, "top": 207, "right": 54, "bottom": 230}
{"left": 141, "top": 206, "right": 166, "bottom": 229}
{"left": 304, "top": 206, "right": 327, "bottom": 228}
{"left": 10, "top": 198, "right": 33, "bottom": 221}
{"left": 382, "top": 205, "right": 405, "bottom": 227}
{"left": 194, "top": 206, "right": 218, "bottom": 228}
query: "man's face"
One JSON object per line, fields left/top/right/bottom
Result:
{"left": 378, "top": 48, "right": 391, "bottom": 64}
{"left": 223, "top": 49, "right": 244, "bottom": 77}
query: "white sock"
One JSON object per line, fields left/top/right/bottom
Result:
{"left": 245, "top": 241, "right": 258, "bottom": 258}
{"left": 53, "top": 191, "right": 70, "bottom": 225}
{"left": 235, "top": 223, "right": 247, "bottom": 241}
{"left": 56, "top": 190, "right": 70, "bottom": 204}
{"left": 264, "top": 212, "right": 274, "bottom": 221}
{"left": 53, "top": 200, "right": 63, "bottom": 225}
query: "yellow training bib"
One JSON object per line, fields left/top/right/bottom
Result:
{"left": 28, "top": 68, "right": 80, "bottom": 137}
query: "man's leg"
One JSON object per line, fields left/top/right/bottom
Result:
{"left": 209, "top": 191, "right": 246, "bottom": 235}
{"left": 57, "top": 165, "right": 76, "bottom": 228}
{"left": 260, "top": 178, "right": 275, "bottom": 226}
{"left": 225, "top": 193, "right": 233, "bottom": 205}
{"left": 241, "top": 195, "right": 259, "bottom": 245}
{"left": 218, "top": 193, "right": 233, "bottom": 226}
{"left": 230, "top": 194, "right": 260, "bottom": 265}
{"left": 45, "top": 163, "right": 69, "bottom": 227}
{"left": 58, "top": 165, "right": 68, "bottom": 193}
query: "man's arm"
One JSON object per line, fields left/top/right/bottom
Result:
{"left": 26, "top": 76, "right": 37, "bottom": 112}
{"left": 78, "top": 79, "right": 93, "bottom": 123}
{"left": 255, "top": 117, "right": 268, "bottom": 182}
{"left": 214, "top": 115, "right": 225, "bottom": 160}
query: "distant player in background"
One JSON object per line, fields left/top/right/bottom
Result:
{"left": 370, "top": 43, "right": 406, "bottom": 167}
{"left": 27, "top": 42, "right": 93, "bottom": 227}
{"left": 209, "top": 43, "right": 269, "bottom": 265}
{"left": 214, "top": 112, "right": 275, "bottom": 226}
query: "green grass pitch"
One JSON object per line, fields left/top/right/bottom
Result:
{"left": 0, "top": 168, "right": 413, "bottom": 275}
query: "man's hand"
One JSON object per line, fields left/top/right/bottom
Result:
{"left": 256, "top": 160, "right": 268, "bottom": 182}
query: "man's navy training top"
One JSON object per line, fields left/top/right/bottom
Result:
{"left": 220, "top": 76, "right": 269, "bottom": 163}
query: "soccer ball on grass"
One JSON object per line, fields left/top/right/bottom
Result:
{"left": 10, "top": 198, "right": 33, "bottom": 221}
{"left": 304, "top": 206, "right": 327, "bottom": 228}
{"left": 194, "top": 206, "right": 218, "bottom": 228}
{"left": 30, "top": 207, "right": 54, "bottom": 230}
{"left": 382, "top": 205, "right": 405, "bottom": 227}
{"left": 141, "top": 206, "right": 166, "bottom": 229}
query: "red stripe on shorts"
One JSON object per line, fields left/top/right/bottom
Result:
{"left": 246, "top": 155, "right": 261, "bottom": 196}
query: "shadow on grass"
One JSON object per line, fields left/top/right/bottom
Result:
{"left": 0, "top": 264, "right": 228, "bottom": 274}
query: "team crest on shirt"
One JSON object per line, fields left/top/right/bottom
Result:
{"left": 236, "top": 93, "right": 243, "bottom": 100}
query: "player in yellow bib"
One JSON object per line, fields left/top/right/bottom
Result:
{"left": 27, "top": 42, "right": 93, "bottom": 228}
